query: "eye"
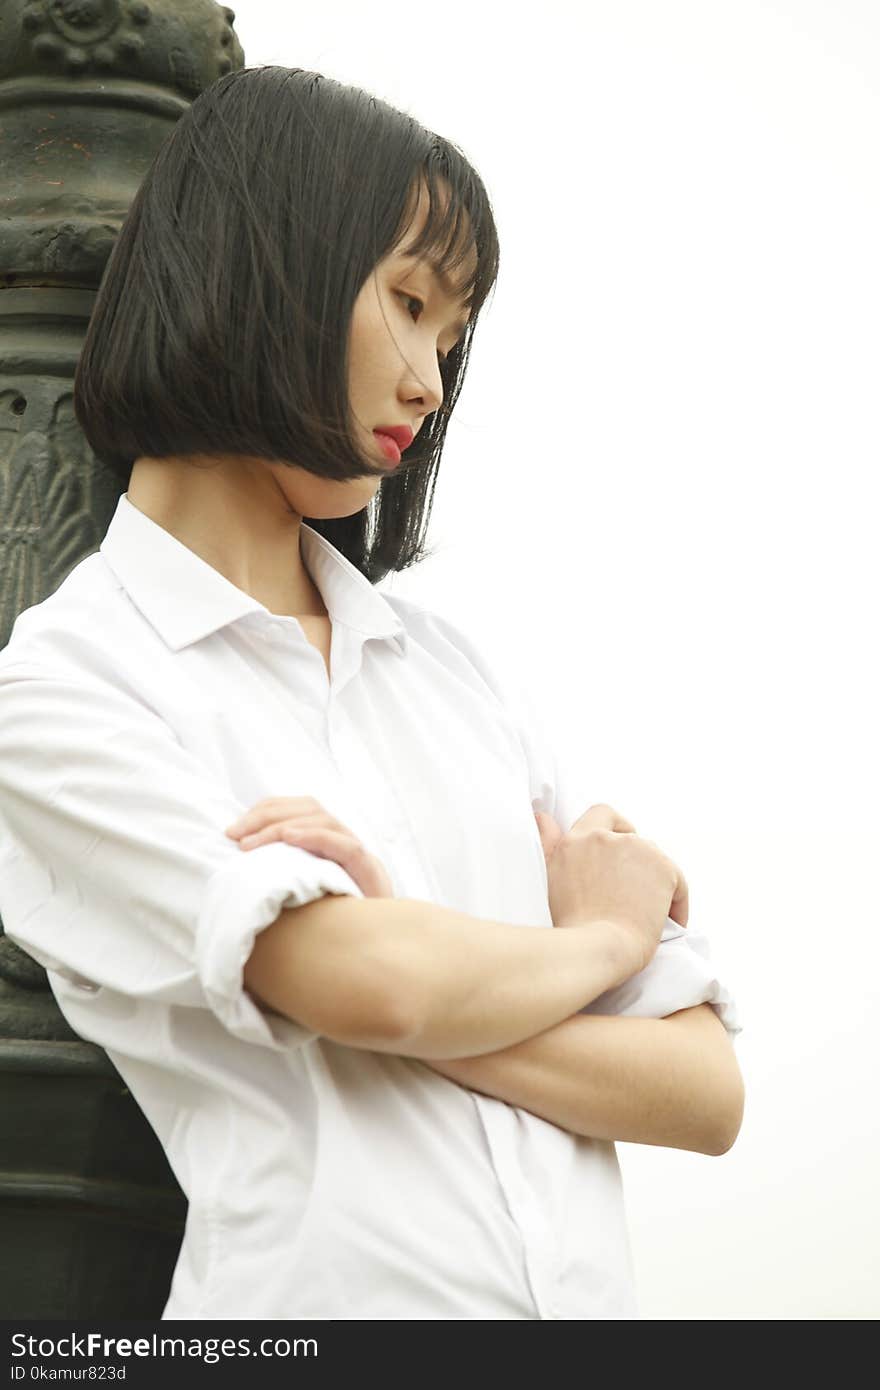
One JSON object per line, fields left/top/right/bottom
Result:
{"left": 398, "top": 292, "right": 450, "bottom": 366}
{"left": 399, "top": 291, "right": 424, "bottom": 321}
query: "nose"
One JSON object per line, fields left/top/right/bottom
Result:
{"left": 403, "top": 351, "right": 444, "bottom": 417}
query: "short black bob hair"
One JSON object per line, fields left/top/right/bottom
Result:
{"left": 73, "top": 65, "right": 500, "bottom": 582}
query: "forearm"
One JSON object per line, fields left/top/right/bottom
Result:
{"left": 249, "top": 893, "right": 640, "bottom": 1057}
{"left": 418, "top": 1005, "right": 744, "bottom": 1156}
{"left": 382, "top": 897, "right": 641, "bottom": 1058}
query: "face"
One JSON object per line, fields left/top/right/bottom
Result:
{"left": 348, "top": 179, "right": 476, "bottom": 469}
{"left": 268, "top": 178, "right": 476, "bottom": 521}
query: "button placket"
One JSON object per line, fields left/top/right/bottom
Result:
{"left": 327, "top": 703, "right": 410, "bottom": 852}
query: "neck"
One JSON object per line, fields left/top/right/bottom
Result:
{"left": 126, "top": 455, "right": 328, "bottom": 619}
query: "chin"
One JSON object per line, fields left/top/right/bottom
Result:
{"left": 297, "top": 476, "right": 382, "bottom": 521}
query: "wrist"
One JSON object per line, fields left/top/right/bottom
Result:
{"left": 568, "top": 917, "right": 647, "bottom": 986}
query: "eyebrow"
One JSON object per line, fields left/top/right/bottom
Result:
{"left": 399, "top": 253, "right": 473, "bottom": 337}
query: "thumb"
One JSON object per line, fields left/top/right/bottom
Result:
{"left": 534, "top": 810, "right": 564, "bottom": 862}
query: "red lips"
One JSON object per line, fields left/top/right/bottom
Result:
{"left": 373, "top": 425, "right": 414, "bottom": 451}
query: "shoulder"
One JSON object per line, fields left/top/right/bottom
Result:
{"left": 381, "top": 592, "right": 514, "bottom": 708}
{"left": 2, "top": 552, "right": 120, "bottom": 670}
{"left": 0, "top": 552, "right": 161, "bottom": 719}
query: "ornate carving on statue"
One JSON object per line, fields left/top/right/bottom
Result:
{"left": 3, "top": 0, "right": 239, "bottom": 90}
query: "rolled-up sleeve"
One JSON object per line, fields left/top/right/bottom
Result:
{"left": 0, "top": 661, "right": 365, "bottom": 1051}
{"left": 432, "top": 624, "right": 744, "bottom": 1042}
{"left": 579, "top": 917, "right": 742, "bottom": 1037}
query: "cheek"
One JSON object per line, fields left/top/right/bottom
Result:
{"left": 349, "top": 290, "right": 401, "bottom": 374}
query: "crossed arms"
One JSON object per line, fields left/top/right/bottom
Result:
{"left": 246, "top": 893, "right": 744, "bottom": 1157}
{"left": 417, "top": 1002, "right": 744, "bottom": 1157}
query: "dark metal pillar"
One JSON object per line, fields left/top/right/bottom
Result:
{"left": 0, "top": 0, "right": 245, "bottom": 1318}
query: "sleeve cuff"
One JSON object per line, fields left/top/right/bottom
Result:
{"left": 580, "top": 916, "right": 743, "bottom": 1038}
{"left": 196, "top": 840, "right": 366, "bottom": 1051}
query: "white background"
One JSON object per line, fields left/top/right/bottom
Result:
{"left": 231, "top": 0, "right": 879, "bottom": 1318}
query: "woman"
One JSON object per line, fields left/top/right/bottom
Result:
{"left": 0, "top": 66, "right": 743, "bottom": 1320}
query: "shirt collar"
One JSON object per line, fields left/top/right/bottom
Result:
{"left": 99, "top": 493, "right": 408, "bottom": 656}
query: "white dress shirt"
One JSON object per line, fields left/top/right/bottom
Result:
{"left": 0, "top": 492, "right": 741, "bottom": 1321}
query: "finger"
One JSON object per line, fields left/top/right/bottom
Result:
{"left": 226, "top": 801, "right": 331, "bottom": 838}
{"left": 238, "top": 823, "right": 342, "bottom": 851}
{"left": 358, "top": 853, "right": 396, "bottom": 899}
{"left": 638, "top": 838, "right": 689, "bottom": 929}
{"left": 569, "top": 803, "right": 637, "bottom": 836}
{"left": 534, "top": 811, "right": 564, "bottom": 861}
{"left": 669, "top": 874, "right": 690, "bottom": 928}
{"left": 286, "top": 830, "right": 391, "bottom": 899}
{"left": 238, "top": 825, "right": 386, "bottom": 899}
{"left": 234, "top": 812, "right": 352, "bottom": 853}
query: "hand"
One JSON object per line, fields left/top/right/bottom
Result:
{"left": 225, "top": 797, "right": 395, "bottom": 898}
{"left": 541, "top": 804, "right": 688, "bottom": 972}
{"left": 423, "top": 805, "right": 657, "bottom": 1081}
{"left": 534, "top": 802, "right": 636, "bottom": 863}
{"left": 424, "top": 806, "right": 647, "bottom": 1084}
{"left": 536, "top": 805, "right": 687, "bottom": 925}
